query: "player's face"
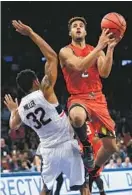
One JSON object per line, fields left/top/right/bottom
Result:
{"left": 69, "top": 20, "right": 87, "bottom": 41}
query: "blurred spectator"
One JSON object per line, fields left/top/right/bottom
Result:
{"left": 122, "top": 157, "right": 132, "bottom": 168}
{"left": 31, "top": 155, "right": 41, "bottom": 172}
{"left": 1, "top": 157, "right": 10, "bottom": 173}
{"left": 1, "top": 138, "right": 10, "bottom": 157}
{"left": 9, "top": 153, "right": 21, "bottom": 172}
{"left": 1, "top": 105, "right": 10, "bottom": 123}
{"left": 105, "top": 159, "right": 116, "bottom": 169}
{"left": 20, "top": 160, "right": 31, "bottom": 172}
{"left": 127, "top": 139, "right": 132, "bottom": 161}
{"left": 118, "top": 140, "right": 127, "bottom": 161}
{"left": 115, "top": 157, "right": 123, "bottom": 168}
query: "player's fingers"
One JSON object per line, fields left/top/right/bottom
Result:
{"left": 18, "top": 20, "right": 29, "bottom": 29}
{"left": 15, "top": 98, "right": 19, "bottom": 106}
{"left": 117, "top": 35, "right": 123, "bottom": 42}
{"left": 12, "top": 21, "right": 18, "bottom": 29}
{"left": 12, "top": 20, "right": 17, "bottom": 24}
{"left": 108, "top": 38, "right": 116, "bottom": 44}
{"left": 18, "top": 20, "right": 26, "bottom": 27}
{"left": 12, "top": 20, "right": 20, "bottom": 27}
{"left": 18, "top": 20, "right": 26, "bottom": 28}
{"left": 4, "top": 94, "right": 10, "bottom": 102}
{"left": 8, "top": 94, "right": 13, "bottom": 101}
{"left": 16, "top": 29, "right": 22, "bottom": 33}
{"left": 4, "top": 100, "right": 8, "bottom": 107}
{"left": 12, "top": 22, "right": 21, "bottom": 30}
{"left": 18, "top": 20, "right": 23, "bottom": 24}
{"left": 4, "top": 100, "right": 8, "bottom": 106}
{"left": 12, "top": 20, "right": 23, "bottom": 30}
{"left": 107, "top": 32, "right": 114, "bottom": 38}
{"left": 102, "top": 28, "right": 107, "bottom": 35}
{"left": 104, "top": 28, "right": 110, "bottom": 34}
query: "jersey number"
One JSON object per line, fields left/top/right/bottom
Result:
{"left": 26, "top": 107, "right": 52, "bottom": 129}
{"left": 86, "top": 122, "right": 92, "bottom": 135}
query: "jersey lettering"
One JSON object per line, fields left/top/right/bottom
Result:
{"left": 82, "top": 71, "right": 89, "bottom": 78}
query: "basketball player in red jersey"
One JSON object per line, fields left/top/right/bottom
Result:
{"left": 59, "top": 16, "right": 121, "bottom": 180}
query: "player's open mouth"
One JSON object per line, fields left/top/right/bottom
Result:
{"left": 76, "top": 31, "right": 81, "bottom": 34}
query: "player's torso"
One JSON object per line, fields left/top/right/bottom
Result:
{"left": 18, "top": 90, "right": 74, "bottom": 147}
{"left": 62, "top": 44, "right": 102, "bottom": 94}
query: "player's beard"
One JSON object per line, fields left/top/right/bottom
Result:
{"left": 74, "top": 37, "right": 83, "bottom": 43}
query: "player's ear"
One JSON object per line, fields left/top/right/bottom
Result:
{"left": 85, "top": 29, "right": 87, "bottom": 36}
{"left": 33, "top": 79, "right": 40, "bottom": 87}
{"left": 69, "top": 30, "right": 71, "bottom": 37}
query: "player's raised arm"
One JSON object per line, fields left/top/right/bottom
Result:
{"left": 97, "top": 37, "right": 121, "bottom": 78}
{"left": 12, "top": 20, "right": 58, "bottom": 87}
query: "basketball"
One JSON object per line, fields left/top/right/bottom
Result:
{"left": 101, "top": 12, "right": 127, "bottom": 38}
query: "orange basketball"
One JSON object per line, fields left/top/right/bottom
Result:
{"left": 101, "top": 12, "right": 127, "bottom": 38}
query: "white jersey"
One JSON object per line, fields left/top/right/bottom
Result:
{"left": 18, "top": 90, "right": 74, "bottom": 147}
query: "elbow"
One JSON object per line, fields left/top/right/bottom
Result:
{"left": 100, "top": 72, "right": 109, "bottom": 78}
{"left": 9, "top": 122, "right": 20, "bottom": 130}
{"left": 99, "top": 68, "right": 111, "bottom": 78}
{"left": 49, "top": 51, "right": 57, "bottom": 59}
{"left": 47, "top": 53, "right": 58, "bottom": 64}
{"left": 51, "top": 51, "right": 57, "bottom": 59}
{"left": 48, "top": 52, "right": 58, "bottom": 62}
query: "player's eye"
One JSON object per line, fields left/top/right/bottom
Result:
{"left": 80, "top": 23, "right": 84, "bottom": 28}
{"left": 73, "top": 24, "right": 77, "bottom": 28}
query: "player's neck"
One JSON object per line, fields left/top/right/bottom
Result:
{"left": 29, "top": 88, "right": 38, "bottom": 93}
{"left": 71, "top": 40, "right": 86, "bottom": 49}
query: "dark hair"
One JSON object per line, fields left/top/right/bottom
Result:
{"left": 16, "top": 69, "right": 37, "bottom": 94}
{"left": 68, "top": 16, "right": 87, "bottom": 31}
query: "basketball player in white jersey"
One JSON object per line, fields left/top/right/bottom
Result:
{"left": 4, "top": 20, "right": 90, "bottom": 195}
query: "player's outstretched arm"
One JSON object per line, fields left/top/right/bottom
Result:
{"left": 4, "top": 94, "right": 21, "bottom": 130}
{"left": 12, "top": 20, "right": 58, "bottom": 87}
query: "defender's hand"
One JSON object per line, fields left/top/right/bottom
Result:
{"left": 4, "top": 94, "right": 18, "bottom": 112}
{"left": 12, "top": 20, "right": 33, "bottom": 36}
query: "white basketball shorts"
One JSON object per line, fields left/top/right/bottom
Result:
{"left": 38, "top": 139, "right": 85, "bottom": 190}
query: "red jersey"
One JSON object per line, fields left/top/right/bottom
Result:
{"left": 62, "top": 44, "right": 102, "bottom": 95}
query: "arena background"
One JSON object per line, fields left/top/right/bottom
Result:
{"left": 1, "top": 1, "right": 132, "bottom": 195}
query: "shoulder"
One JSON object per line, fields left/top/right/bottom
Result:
{"left": 59, "top": 45, "right": 74, "bottom": 68}
{"left": 87, "top": 44, "right": 94, "bottom": 49}
{"left": 59, "top": 45, "right": 73, "bottom": 58}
